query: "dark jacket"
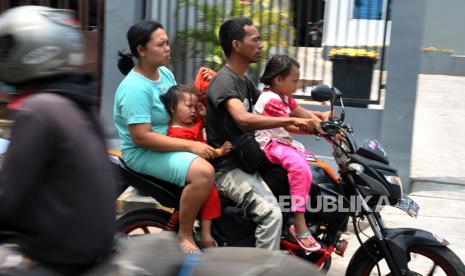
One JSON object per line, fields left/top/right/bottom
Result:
{"left": 0, "top": 74, "right": 116, "bottom": 275}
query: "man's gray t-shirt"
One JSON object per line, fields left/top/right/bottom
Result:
{"left": 205, "top": 65, "right": 260, "bottom": 172}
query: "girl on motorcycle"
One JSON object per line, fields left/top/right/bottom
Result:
{"left": 255, "top": 54, "right": 325, "bottom": 251}
{"left": 161, "top": 84, "right": 233, "bottom": 248}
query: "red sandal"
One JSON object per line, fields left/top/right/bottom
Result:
{"left": 198, "top": 240, "right": 218, "bottom": 249}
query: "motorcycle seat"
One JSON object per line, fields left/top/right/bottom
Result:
{"left": 111, "top": 155, "right": 183, "bottom": 209}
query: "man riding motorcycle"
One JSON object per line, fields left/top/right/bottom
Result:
{"left": 0, "top": 6, "right": 116, "bottom": 275}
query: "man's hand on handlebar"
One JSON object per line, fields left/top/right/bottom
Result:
{"left": 291, "top": 117, "right": 323, "bottom": 135}
{"left": 314, "top": 110, "right": 334, "bottom": 121}
{"left": 320, "top": 121, "right": 346, "bottom": 142}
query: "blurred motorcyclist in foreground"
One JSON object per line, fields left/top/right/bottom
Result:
{"left": 0, "top": 6, "right": 115, "bottom": 275}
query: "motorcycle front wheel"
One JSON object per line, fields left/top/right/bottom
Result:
{"left": 346, "top": 244, "right": 465, "bottom": 276}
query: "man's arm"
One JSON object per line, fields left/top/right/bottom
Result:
{"left": 291, "top": 105, "right": 332, "bottom": 121}
{"left": 291, "top": 106, "right": 346, "bottom": 140}
{"left": 224, "top": 98, "right": 319, "bottom": 133}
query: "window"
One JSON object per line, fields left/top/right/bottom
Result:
{"left": 353, "top": 0, "right": 384, "bottom": 20}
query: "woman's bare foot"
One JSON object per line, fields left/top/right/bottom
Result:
{"left": 178, "top": 233, "right": 200, "bottom": 254}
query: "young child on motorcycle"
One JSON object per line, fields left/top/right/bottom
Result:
{"left": 161, "top": 84, "right": 232, "bottom": 248}
{"left": 255, "top": 54, "right": 322, "bottom": 251}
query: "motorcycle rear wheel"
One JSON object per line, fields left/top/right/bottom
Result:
{"left": 346, "top": 244, "right": 465, "bottom": 276}
{"left": 117, "top": 208, "right": 171, "bottom": 235}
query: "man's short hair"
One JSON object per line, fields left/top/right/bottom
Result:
{"left": 219, "top": 17, "right": 253, "bottom": 57}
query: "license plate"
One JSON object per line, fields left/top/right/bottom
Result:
{"left": 395, "top": 194, "right": 420, "bottom": 218}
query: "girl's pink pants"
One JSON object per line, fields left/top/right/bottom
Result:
{"left": 264, "top": 139, "right": 312, "bottom": 213}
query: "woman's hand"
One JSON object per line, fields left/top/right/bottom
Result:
{"left": 189, "top": 141, "right": 216, "bottom": 160}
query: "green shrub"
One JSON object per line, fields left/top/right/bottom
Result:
{"left": 174, "top": 0, "right": 295, "bottom": 79}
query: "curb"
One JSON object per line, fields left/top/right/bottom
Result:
{"left": 411, "top": 178, "right": 465, "bottom": 187}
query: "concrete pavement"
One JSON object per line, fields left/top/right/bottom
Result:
{"left": 410, "top": 74, "right": 465, "bottom": 183}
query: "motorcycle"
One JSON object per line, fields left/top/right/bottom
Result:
{"left": 110, "top": 85, "right": 465, "bottom": 275}
{"left": 307, "top": 20, "right": 323, "bottom": 47}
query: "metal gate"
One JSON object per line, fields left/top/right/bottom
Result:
{"left": 147, "top": 0, "right": 391, "bottom": 108}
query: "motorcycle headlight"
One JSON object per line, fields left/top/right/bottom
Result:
{"left": 383, "top": 174, "right": 403, "bottom": 193}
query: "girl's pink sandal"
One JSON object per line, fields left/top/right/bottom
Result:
{"left": 289, "top": 224, "right": 321, "bottom": 252}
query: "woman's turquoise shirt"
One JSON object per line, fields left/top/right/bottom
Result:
{"left": 114, "top": 67, "right": 197, "bottom": 186}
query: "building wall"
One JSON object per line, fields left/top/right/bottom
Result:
{"left": 100, "top": 0, "right": 142, "bottom": 137}
{"left": 422, "top": 0, "right": 465, "bottom": 55}
{"left": 323, "top": 0, "right": 465, "bottom": 75}
{"left": 323, "top": 0, "right": 391, "bottom": 47}
{"left": 419, "top": 0, "right": 465, "bottom": 75}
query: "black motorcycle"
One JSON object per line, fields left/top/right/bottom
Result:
{"left": 307, "top": 20, "right": 323, "bottom": 47}
{"left": 111, "top": 85, "right": 465, "bottom": 275}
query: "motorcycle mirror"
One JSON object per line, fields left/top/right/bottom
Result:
{"left": 312, "top": 85, "right": 346, "bottom": 122}
{"left": 340, "top": 104, "right": 346, "bottom": 122}
{"left": 333, "top": 87, "right": 343, "bottom": 99}
{"left": 311, "top": 84, "right": 334, "bottom": 102}
{"left": 331, "top": 87, "right": 346, "bottom": 122}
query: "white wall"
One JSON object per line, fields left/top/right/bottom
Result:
{"left": 323, "top": 0, "right": 391, "bottom": 47}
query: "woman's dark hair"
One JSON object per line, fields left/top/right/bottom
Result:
{"left": 117, "top": 51, "right": 134, "bottom": 76}
{"left": 160, "top": 84, "right": 200, "bottom": 116}
{"left": 219, "top": 17, "right": 253, "bottom": 57}
{"left": 117, "top": 20, "right": 164, "bottom": 75}
{"left": 260, "top": 55, "right": 300, "bottom": 86}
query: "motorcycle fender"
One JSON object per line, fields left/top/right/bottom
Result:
{"left": 349, "top": 228, "right": 448, "bottom": 272}
{"left": 383, "top": 227, "right": 449, "bottom": 249}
